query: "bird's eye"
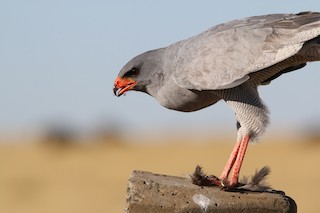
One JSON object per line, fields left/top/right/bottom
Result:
{"left": 124, "top": 67, "right": 139, "bottom": 77}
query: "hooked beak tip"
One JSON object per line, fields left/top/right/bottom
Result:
{"left": 113, "top": 76, "right": 136, "bottom": 97}
{"left": 113, "top": 77, "right": 121, "bottom": 97}
{"left": 113, "top": 86, "right": 120, "bottom": 97}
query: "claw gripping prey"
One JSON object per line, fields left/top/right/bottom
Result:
{"left": 191, "top": 165, "right": 273, "bottom": 192}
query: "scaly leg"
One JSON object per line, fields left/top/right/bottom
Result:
{"left": 220, "top": 139, "right": 241, "bottom": 182}
{"left": 228, "top": 135, "right": 250, "bottom": 186}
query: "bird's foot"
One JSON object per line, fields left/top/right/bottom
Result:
{"left": 220, "top": 178, "right": 243, "bottom": 190}
{"left": 190, "top": 166, "right": 240, "bottom": 189}
{"left": 191, "top": 165, "right": 272, "bottom": 192}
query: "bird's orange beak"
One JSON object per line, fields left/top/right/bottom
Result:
{"left": 113, "top": 77, "right": 137, "bottom": 97}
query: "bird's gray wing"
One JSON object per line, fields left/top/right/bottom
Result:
{"left": 170, "top": 12, "right": 320, "bottom": 90}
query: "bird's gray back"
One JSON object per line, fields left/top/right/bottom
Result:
{"left": 167, "top": 12, "right": 320, "bottom": 90}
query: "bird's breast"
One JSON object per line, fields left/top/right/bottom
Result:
{"left": 155, "top": 78, "right": 221, "bottom": 112}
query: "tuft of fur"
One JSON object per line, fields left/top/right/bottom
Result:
{"left": 190, "top": 165, "right": 221, "bottom": 187}
{"left": 238, "top": 166, "right": 272, "bottom": 191}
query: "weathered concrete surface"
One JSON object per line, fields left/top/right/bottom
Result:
{"left": 126, "top": 170, "right": 296, "bottom": 213}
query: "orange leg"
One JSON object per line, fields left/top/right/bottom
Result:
{"left": 220, "top": 135, "right": 250, "bottom": 187}
{"left": 220, "top": 139, "right": 241, "bottom": 181}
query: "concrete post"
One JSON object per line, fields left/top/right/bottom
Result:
{"left": 126, "top": 170, "right": 296, "bottom": 213}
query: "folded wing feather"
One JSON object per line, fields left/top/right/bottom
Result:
{"left": 171, "top": 12, "right": 320, "bottom": 90}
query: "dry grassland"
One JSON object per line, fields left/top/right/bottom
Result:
{"left": 0, "top": 136, "right": 319, "bottom": 213}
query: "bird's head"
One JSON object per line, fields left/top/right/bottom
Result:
{"left": 113, "top": 49, "right": 164, "bottom": 97}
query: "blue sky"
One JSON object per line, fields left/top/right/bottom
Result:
{"left": 1, "top": 1, "right": 320, "bottom": 136}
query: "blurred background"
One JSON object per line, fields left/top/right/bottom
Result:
{"left": 1, "top": 0, "right": 320, "bottom": 212}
